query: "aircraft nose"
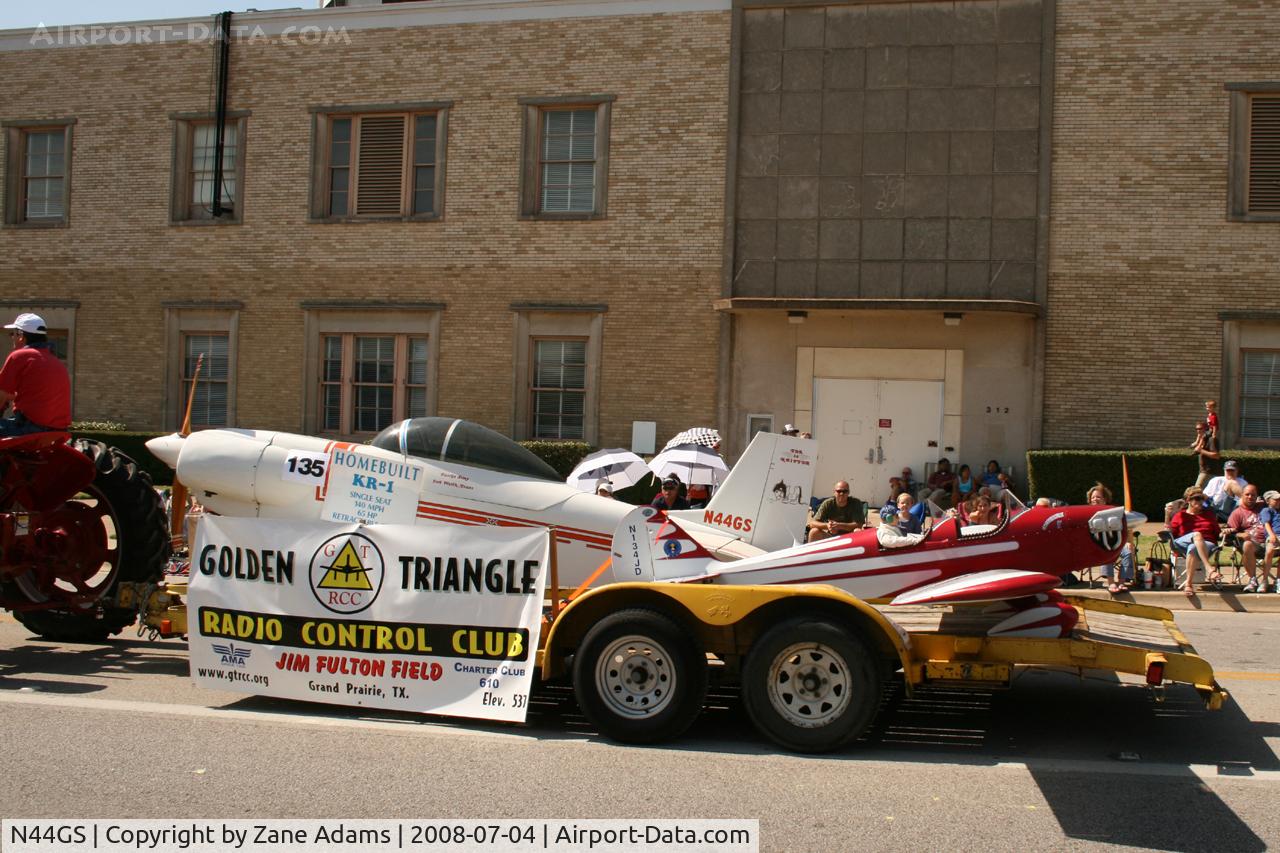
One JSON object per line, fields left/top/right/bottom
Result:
{"left": 145, "top": 432, "right": 186, "bottom": 468}
{"left": 1087, "top": 506, "right": 1125, "bottom": 551}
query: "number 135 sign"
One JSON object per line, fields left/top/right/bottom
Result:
{"left": 282, "top": 449, "right": 329, "bottom": 484}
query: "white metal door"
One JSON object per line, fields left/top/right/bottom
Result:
{"left": 813, "top": 378, "right": 944, "bottom": 505}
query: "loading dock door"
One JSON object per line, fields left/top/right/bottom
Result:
{"left": 813, "top": 378, "right": 944, "bottom": 506}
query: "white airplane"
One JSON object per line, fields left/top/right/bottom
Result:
{"left": 146, "top": 418, "right": 818, "bottom": 591}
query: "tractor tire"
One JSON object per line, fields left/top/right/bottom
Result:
{"left": 572, "top": 608, "right": 708, "bottom": 744}
{"left": 10, "top": 439, "right": 169, "bottom": 642}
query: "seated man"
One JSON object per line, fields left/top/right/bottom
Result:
{"left": 1204, "top": 461, "right": 1248, "bottom": 521}
{"left": 807, "top": 480, "right": 864, "bottom": 542}
{"left": 651, "top": 476, "right": 690, "bottom": 511}
{"left": 918, "top": 457, "right": 956, "bottom": 507}
{"left": 0, "top": 313, "right": 71, "bottom": 438}
{"left": 1227, "top": 485, "right": 1269, "bottom": 592}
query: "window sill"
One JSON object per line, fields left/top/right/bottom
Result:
{"left": 3, "top": 219, "right": 68, "bottom": 229}
{"left": 1228, "top": 213, "right": 1280, "bottom": 223}
{"left": 307, "top": 214, "right": 442, "bottom": 225}
{"left": 519, "top": 212, "right": 607, "bottom": 222}
{"left": 170, "top": 218, "right": 242, "bottom": 227}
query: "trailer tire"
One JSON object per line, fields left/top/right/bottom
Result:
{"left": 9, "top": 440, "right": 169, "bottom": 642}
{"left": 742, "top": 618, "right": 881, "bottom": 753}
{"left": 572, "top": 608, "right": 707, "bottom": 744}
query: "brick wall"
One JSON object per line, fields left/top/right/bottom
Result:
{"left": 1046, "top": 0, "right": 1280, "bottom": 448}
{"left": 0, "top": 8, "right": 730, "bottom": 448}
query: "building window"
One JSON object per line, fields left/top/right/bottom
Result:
{"left": 1227, "top": 87, "right": 1280, "bottom": 221}
{"left": 3, "top": 121, "right": 74, "bottom": 226}
{"left": 311, "top": 105, "right": 449, "bottom": 220}
{"left": 182, "top": 333, "right": 230, "bottom": 427}
{"left": 519, "top": 97, "right": 612, "bottom": 219}
{"left": 512, "top": 307, "right": 603, "bottom": 443}
{"left": 319, "top": 333, "right": 428, "bottom": 434}
{"left": 163, "top": 303, "right": 240, "bottom": 431}
{"left": 1240, "top": 350, "right": 1280, "bottom": 442}
{"left": 531, "top": 339, "right": 586, "bottom": 439}
{"left": 171, "top": 115, "right": 246, "bottom": 223}
{"left": 302, "top": 305, "right": 441, "bottom": 437}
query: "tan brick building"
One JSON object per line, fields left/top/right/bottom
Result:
{"left": 0, "top": 0, "right": 730, "bottom": 449}
{"left": 1046, "top": 0, "right": 1280, "bottom": 451}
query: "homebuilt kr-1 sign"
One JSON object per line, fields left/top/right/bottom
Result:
{"left": 189, "top": 517, "right": 548, "bottom": 723}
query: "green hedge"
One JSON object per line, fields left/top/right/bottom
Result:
{"left": 518, "top": 440, "right": 593, "bottom": 479}
{"left": 1026, "top": 448, "right": 1280, "bottom": 518}
{"left": 72, "top": 430, "right": 173, "bottom": 486}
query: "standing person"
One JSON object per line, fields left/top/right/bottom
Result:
{"left": 807, "top": 480, "right": 864, "bottom": 542}
{"left": 0, "top": 313, "right": 71, "bottom": 437}
{"left": 1190, "top": 420, "right": 1221, "bottom": 488}
{"left": 1227, "top": 485, "right": 1269, "bottom": 593}
{"left": 1169, "top": 488, "right": 1222, "bottom": 596}
{"left": 952, "top": 463, "right": 978, "bottom": 507}
{"left": 1261, "top": 490, "right": 1280, "bottom": 593}
{"left": 651, "top": 476, "right": 690, "bottom": 511}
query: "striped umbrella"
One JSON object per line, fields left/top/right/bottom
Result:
{"left": 649, "top": 443, "right": 729, "bottom": 486}
{"left": 661, "top": 427, "right": 721, "bottom": 453}
{"left": 567, "top": 448, "right": 652, "bottom": 492}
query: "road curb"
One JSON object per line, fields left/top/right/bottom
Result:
{"left": 1068, "top": 587, "right": 1280, "bottom": 613}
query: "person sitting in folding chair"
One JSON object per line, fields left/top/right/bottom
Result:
{"left": 1169, "top": 487, "right": 1222, "bottom": 596}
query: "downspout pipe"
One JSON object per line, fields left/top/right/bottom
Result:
{"left": 212, "top": 11, "right": 232, "bottom": 219}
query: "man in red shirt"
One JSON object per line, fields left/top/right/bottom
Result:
{"left": 0, "top": 313, "right": 71, "bottom": 437}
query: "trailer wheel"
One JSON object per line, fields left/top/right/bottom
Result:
{"left": 7, "top": 440, "right": 169, "bottom": 642}
{"left": 742, "top": 618, "right": 881, "bottom": 753}
{"left": 572, "top": 608, "right": 707, "bottom": 744}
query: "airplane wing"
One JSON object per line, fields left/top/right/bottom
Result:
{"left": 889, "top": 568, "right": 1062, "bottom": 606}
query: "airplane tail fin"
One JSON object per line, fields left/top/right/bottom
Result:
{"left": 669, "top": 431, "right": 817, "bottom": 552}
{"left": 611, "top": 506, "right": 719, "bottom": 583}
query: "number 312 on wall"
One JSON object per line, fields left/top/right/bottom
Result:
{"left": 986, "top": 406, "right": 1010, "bottom": 414}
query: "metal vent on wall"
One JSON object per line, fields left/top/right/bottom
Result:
{"left": 1249, "top": 96, "right": 1280, "bottom": 214}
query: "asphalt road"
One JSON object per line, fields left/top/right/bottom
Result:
{"left": 0, "top": 611, "right": 1277, "bottom": 852}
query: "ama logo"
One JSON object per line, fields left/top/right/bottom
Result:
{"left": 308, "top": 532, "right": 385, "bottom": 615}
{"left": 212, "top": 643, "right": 252, "bottom": 667}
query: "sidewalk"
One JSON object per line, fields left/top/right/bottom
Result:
{"left": 1071, "top": 520, "right": 1280, "bottom": 612}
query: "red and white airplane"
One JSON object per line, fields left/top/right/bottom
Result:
{"left": 147, "top": 418, "right": 1126, "bottom": 638}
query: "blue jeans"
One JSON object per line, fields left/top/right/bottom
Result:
{"left": 1172, "top": 532, "right": 1218, "bottom": 560}
{"left": 1101, "top": 544, "right": 1135, "bottom": 582}
{"left": 0, "top": 413, "right": 50, "bottom": 437}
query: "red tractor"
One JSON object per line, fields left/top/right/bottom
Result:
{"left": 0, "top": 432, "right": 169, "bottom": 641}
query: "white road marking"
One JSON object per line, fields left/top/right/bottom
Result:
{"left": 0, "top": 689, "right": 1276, "bottom": 784}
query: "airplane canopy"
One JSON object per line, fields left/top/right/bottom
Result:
{"left": 371, "top": 418, "right": 561, "bottom": 482}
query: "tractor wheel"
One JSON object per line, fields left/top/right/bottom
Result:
{"left": 9, "top": 440, "right": 169, "bottom": 642}
{"left": 741, "top": 618, "right": 882, "bottom": 753}
{"left": 572, "top": 608, "right": 707, "bottom": 744}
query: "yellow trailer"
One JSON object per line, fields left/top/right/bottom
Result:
{"left": 120, "top": 577, "right": 1226, "bottom": 753}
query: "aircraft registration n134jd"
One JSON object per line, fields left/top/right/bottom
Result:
{"left": 148, "top": 418, "right": 1127, "bottom": 638}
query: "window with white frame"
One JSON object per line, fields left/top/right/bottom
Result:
{"left": 182, "top": 333, "right": 230, "bottom": 427}
{"left": 531, "top": 338, "right": 587, "bottom": 439}
{"left": 164, "top": 303, "right": 239, "bottom": 431}
{"left": 1240, "top": 350, "right": 1280, "bottom": 441}
{"left": 519, "top": 97, "right": 612, "bottom": 219}
{"left": 3, "top": 120, "right": 74, "bottom": 225}
{"left": 512, "top": 307, "right": 602, "bottom": 443}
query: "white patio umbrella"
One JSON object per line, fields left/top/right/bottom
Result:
{"left": 661, "top": 427, "right": 721, "bottom": 453}
{"left": 567, "top": 448, "right": 652, "bottom": 492}
{"left": 649, "top": 443, "right": 729, "bottom": 486}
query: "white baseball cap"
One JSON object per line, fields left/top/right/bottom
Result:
{"left": 782, "top": 424, "right": 799, "bottom": 435}
{"left": 5, "top": 313, "right": 47, "bottom": 335}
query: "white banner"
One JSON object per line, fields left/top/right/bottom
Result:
{"left": 189, "top": 517, "right": 548, "bottom": 723}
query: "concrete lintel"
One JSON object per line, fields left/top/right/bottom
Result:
{"left": 712, "top": 297, "right": 1041, "bottom": 316}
